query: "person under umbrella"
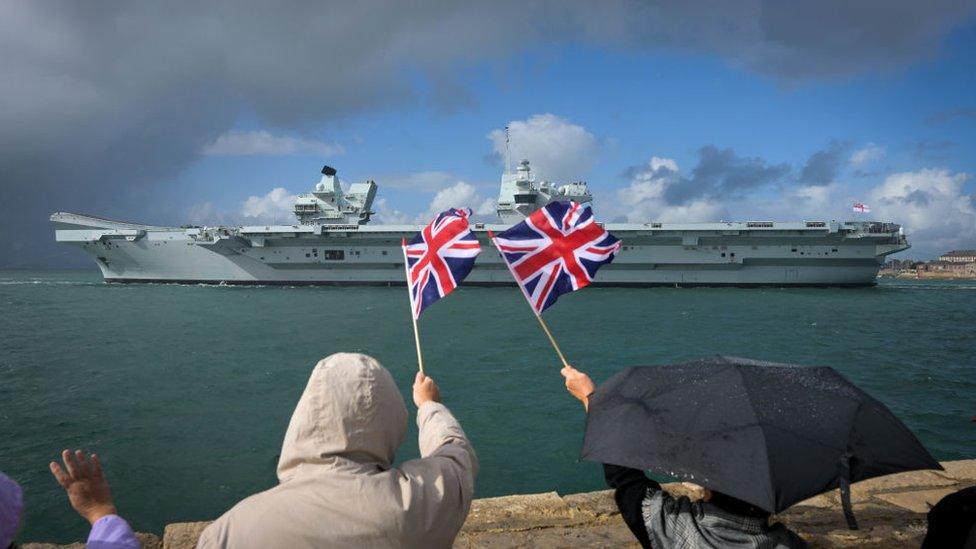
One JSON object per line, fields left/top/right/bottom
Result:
{"left": 922, "top": 412, "right": 976, "bottom": 548}
{"left": 562, "top": 364, "right": 805, "bottom": 548}
{"left": 560, "top": 356, "right": 942, "bottom": 549}
{"left": 922, "top": 485, "right": 976, "bottom": 548}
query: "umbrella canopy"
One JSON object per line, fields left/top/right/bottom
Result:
{"left": 581, "top": 356, "right": 940, "bottom": 525}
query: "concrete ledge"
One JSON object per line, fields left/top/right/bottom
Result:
{"left": 162, "top": 522, "right": 210, "bottom": 549}
{"left": 26, "top": 459, "right": 976, "bottom": 548}
{"left": 21, "top": 532, "right": 163, "bottom": 549}
{"left": 940, "top": 460, "right": 976, "bottom": 481}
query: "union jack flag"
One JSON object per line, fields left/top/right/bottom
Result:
{"left": 403, "top": 208, "right": 481, "bottom": 318}
{"left": 852, "top": 202, "right": 870, "bottom": 213}
{"left": 490, "top": 201, "right": 621, "bottom": 314}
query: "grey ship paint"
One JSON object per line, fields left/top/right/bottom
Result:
{"left": 51, "top": 161, "right": 909, "bottom": 286}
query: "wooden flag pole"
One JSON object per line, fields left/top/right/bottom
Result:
{"left": 401, "top": 239, "right": 424, "bottom": 373}
{"left": 489, "top": 231, "right": 569, "bottom": 369}
{"left": 533, "top": 313, "right": 569, "bottom": 369}
{"left": 410, "top": 314, "right": 424, "bottom": 374}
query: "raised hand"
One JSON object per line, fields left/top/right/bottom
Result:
{"left": 413, "top": 371, "right": 441, "bottom": 407}
{"left": 560, "top": 365, "right": 596, "bottom": 411}
{"left": 49, "top": 449, "right": 117, "bottom": 525}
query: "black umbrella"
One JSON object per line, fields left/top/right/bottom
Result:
{"left": 581, "top": 356, "right": 941, "bottom": 529}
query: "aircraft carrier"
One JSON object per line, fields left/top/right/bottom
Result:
{"left": 51, "top": 160, "right": 909, "bottom": 286}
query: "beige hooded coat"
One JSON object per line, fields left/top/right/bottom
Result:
{"left": 197, "top": 353, "right": 478, "bottom": 548}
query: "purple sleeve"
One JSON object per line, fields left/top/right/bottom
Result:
{"left": 87, "top": 514, "right": 140, "bottom": 549}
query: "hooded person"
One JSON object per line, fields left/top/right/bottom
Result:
{"left": 198, "top": 353, "right": 478, "bottom": 549}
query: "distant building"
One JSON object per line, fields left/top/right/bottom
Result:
{"left": 921, "top": 261, "right": 953, "bottom": 272}
{"left": 910, "top": 250, "right": 976, "bottom": 279}
{"left": 938, "top": 250, "right": 976, "bottom": 263}
{"left": 884, "top": 258, "right": 917, "bottom": 271}
{"left": 919, "top": 261, "right": 976, "bottom": 274}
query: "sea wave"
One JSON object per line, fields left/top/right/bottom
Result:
{"left": 0, "top": 280, "right": 100, "bottom": 286}
{"left": 141, "top": 281, "right": 271, "bottom": 289}
{"left": 880, "top": 283, "right": 976, "bottom": 291}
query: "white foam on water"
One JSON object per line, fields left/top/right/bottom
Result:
{"left": 0, "top": 280, "right": 96, "bottom": 286}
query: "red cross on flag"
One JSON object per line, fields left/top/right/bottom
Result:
{"left": 490, "top": 201, "right": 621, "bottom": 315}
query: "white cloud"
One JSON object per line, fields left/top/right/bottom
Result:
{"left": 740, "top": 170, "right": 976, "bottom": 258}
{"left": 653, "top": 200, "right": 727, "bottom": 223}
{"left": 185, "top": 201, "right": 247, "bottom": 226}
{"left": 868, "top": 168, "right": 975, "bottom": 255}
{"left": 649, "top": 156, "right": 679, "bottom": 172}
{"left": 381, "top": 171, "right": 456, "bottom": 191}
{"left": 371, "top": 197, "right": 413, "bottom": 225}
{"left": 793, "top": 183, "right": 836, "bottom": 206}
{"left": 602, "top": 155, "right": 975, "bottom": 258}
{"left": 418, "top": 181, "right": 495, "bottom": 223}
{"left": 203, "top": 130, "right": 344, "bottom": 157}
{"left": 782, "top": 183, "right": 852, "bottom": 221}
{"left": 230, "top": 178, "right": 498, "bottom": 228}
{"left": 186, "top": 202, "right": 219, "bottom": 225}
{"left": 849, "top": 143, "right": 885, "bottom": 166}
{"left": 241, "top": 187, "right": 298, "bottom": 223}
{"left": 374, "top": 181, "right": 496, "bottom": 225}
{"left": 488, "top": 114, "right": 598, "bottom": 182}
{"left": 605, "top": 156, "right": 727, "bottom": 223}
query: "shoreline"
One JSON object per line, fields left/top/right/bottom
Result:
{"left": 22, "top": 459, "right": 976, "bottom": 548}
{"left": 879, "top": 270, "right": 976, "bottom": 280}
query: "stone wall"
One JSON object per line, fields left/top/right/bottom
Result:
{"left": 23, "top": 459, "right": 976, "bottom": 549}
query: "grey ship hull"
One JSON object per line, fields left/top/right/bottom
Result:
{"left": 52, "top": 213, "right": 909, "bottom": 286}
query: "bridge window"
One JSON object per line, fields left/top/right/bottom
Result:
{"left": 324, "top": 250, "right": 345, "bottom": 260}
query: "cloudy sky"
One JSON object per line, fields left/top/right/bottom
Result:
{"left": 2, "top": 1, "right": 975, "bottom": 267}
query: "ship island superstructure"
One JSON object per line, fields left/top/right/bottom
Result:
{"left": 51, "top": 161, "right": 909, "bottom": 286}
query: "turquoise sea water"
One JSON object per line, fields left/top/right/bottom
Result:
{"left": 1, "top": 269, "right": 974, "bottom": 542}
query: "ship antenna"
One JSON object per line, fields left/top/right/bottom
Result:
{"left": 504, "top": 124, "right": 511, "bottom": 174}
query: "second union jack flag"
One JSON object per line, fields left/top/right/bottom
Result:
{"left": 491, "top": 201, "right": 621, "bottom": 314}
{"left": 403, "top": 208, "right": 481, "bottom": 318}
